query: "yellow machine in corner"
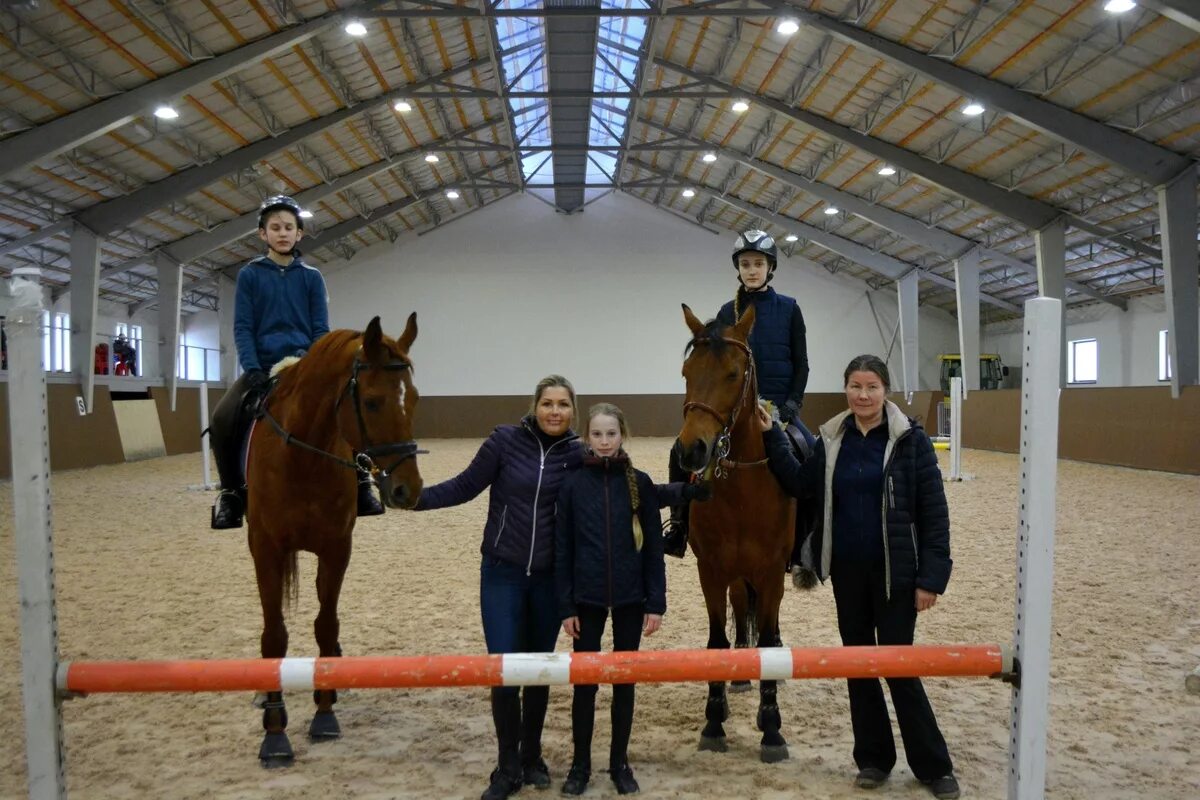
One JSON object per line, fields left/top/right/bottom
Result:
{"left": 938, "top": 353, "right": 1009, "bottom": 392}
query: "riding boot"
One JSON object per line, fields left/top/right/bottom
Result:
{"left": 211, "top": 488, "right": 245, "bottom": 529}
{"left": 209, "top": 378, "right": 263, "bottom": 530}
{"left": 490, "top": 688, "right": 523, "bottom": 786}
{"left": 664, "top": 446, "right": 691, "bottom": 558}
{"left": 356, "top": 468, "right": 385, "bottom": 516}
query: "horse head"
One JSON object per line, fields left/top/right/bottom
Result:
{"left": 337, "top": 314, "right": 424, "bottom": 509}
{"left": 674, "top": 303, "right": 756, "bottom": 474}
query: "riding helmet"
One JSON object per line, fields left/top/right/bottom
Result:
{"left": 731, "top": 229, "right": 777, "bottom": 269}
{"left": 258, "top": 195, "right": 305, "bottom": 230}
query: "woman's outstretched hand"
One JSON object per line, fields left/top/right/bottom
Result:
{"left": 755, "top": 402, "right": 774, "bottom": 433}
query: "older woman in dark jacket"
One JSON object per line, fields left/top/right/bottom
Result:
{"left": 415, "top": 375, "right": 582, "bottom": 800}
{"left": 755, "top": 355, "right": 960, "bottom": 800}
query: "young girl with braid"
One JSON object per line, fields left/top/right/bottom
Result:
{"left": 554, "top": 403, "right": 667, "bottom": 796}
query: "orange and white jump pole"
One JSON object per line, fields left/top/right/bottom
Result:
{"left": 56, "top": 645, "right": 1014, "bottom": 696}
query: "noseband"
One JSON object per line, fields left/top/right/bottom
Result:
{"left": 682, "top": 335, "right": 765, "bottom": 478}
{"left": 260, "top": 348, "right": 426, "bottom": 482}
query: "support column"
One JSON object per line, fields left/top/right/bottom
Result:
{"left": 954, "top": 248, "right": 982, "bottom": 394}
{"left": 155, "top": 252, "right": 182, "bottom": 411}
{"left": 897, "top": 270, "right": 919, "bottom": 398}
{"left": 1158, "top": 167, "right": 1199, "bottom": 397}
{"left": 1035, "top": 218, "right": 1067, "bottom": 386}
{"left": 69, "top": 223, "right": 101, "bottom": 412}
{"left": 217, "top": 274, "right": 238, "bottom": 385}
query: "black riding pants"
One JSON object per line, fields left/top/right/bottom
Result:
{"left": 571, "top": 603, "right": 644, "bottom": 770}
{"left": 831, "top": 560, "right": 953, "bottom": 782}
{"left": 209, "top": 373, "right": 263, "bottom": 492}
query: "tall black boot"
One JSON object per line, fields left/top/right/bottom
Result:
{"left": 483, "top": 688, "right": 523, "bottom": 800}
{"left": 664, "top": 446, "right": 691, "bottom": 558}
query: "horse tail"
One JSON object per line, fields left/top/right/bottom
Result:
{"left": 282, "top": 551, "right": 300, "bottom": 612}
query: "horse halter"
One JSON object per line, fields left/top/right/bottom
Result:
{"left": 261, "top": 348, "right": 426, "bottom": 482}
{"left": 681, "top": 335, "right": 760, "bottom": 479}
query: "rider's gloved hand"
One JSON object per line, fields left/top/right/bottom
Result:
{"left": 780, "top": 399, "right": 802, "bottom": 424}
{"left": 243, "top": 369, "right": 270, "bottom": 391}
{"left": 682, "top": 481, "right": 713, "bottom": 502}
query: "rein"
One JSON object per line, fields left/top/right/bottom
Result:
{"left": 682, "top": 335, "right": 768, "bottom": 479}
{"left": 259, "top": 349, "right": 426, "bottom": 481}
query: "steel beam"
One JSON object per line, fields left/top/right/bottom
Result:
{"left": 69, "top": 225, "right": 101, "bottom": 412}
{"left": 0, "top": 2, "right": 383, "bottom": 183}
{"left": 954, "top": 249, "right": 981, "bottom": 393}
{"left": 653, "top": 58, "right": 1061, "bottom": 230}
{"left": 72, "top": 59, "right": 488, "bottom": 237}
{"left": 156, "top": 253, "right": 182, "bottom": 410}
{"left": 1158, "top": 167, "right": 1199, "bottom": 396}
{"left": 1140, "top": 0, "right": 1200, "bottom": 35}
{"left": 897, "top": 270, "right": 920, "bottom": 397}
{"left": 771, "top": 2, "right": 1193, "bottom": 187}
{"left": 0, "top": 221, "right": 71, "bottom": 259}
{"left": 1035, "top": 219, "right": 1068, "bottom": 386}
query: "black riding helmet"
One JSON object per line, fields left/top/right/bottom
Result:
{"left": 731, "top": 229, "right": 777, "bottom": 270}
{"left": 258, "top": 195, "right": 305, "bottom": 230}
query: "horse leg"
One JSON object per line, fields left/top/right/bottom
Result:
{"left": 754, "top": 575, "right": 789, "bottom": 764}
{"left": 697, "top": 565, "right": 731, "bottom": 752}
{"left": 729, "top": 580, "right": 752, "bottom": 694}
{"left": 253, "top": 544, "right": 293, "bottom": 768}
{"left": 309, "top": 541, "right": 350, "bottom": 742}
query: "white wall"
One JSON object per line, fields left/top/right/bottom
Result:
{"left": 983, "top": 295, "right": 1183, "bottom": 387}
{"left": 182, "top": 310, "right": 222, "bottom": 382}
{"left": 322, "top": 192, "right": 960, "bottom": 395}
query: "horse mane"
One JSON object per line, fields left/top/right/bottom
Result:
{"left": 684, "top": 319, "right": 738, "bottom": 357}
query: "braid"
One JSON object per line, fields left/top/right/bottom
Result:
{"left": 733, "top": 287, "right": 742, "bottom": 323}
{"left": 624, "top": 458, "right": 643, "bottom": 552}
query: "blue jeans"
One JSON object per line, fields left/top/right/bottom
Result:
{"left": 479, "top": 556, "right": 561, "bottom": 773}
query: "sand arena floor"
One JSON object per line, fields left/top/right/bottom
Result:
{"left": 1, "top": 440, "right": 1198, "bottom": 799}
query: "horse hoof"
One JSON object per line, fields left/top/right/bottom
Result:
{"left": 761, "top": 744, "right": 789, "bottom": 763}
{"left": 259, "top": 732, "right": 294, "bottom": 768}
{"left": 729, "top": 680, "right": 753, "bottom": 693}
{"left": 698, "top": 735, "right": 728, "bottom": 753}
{"left": 308, "top": 710, "right": 341, "bottom": 742}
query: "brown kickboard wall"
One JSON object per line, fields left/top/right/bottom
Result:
{"left": 0, "top": 383, "right": 126, "bottom": 480}
{"left": 151, "top": 386, "right": 213, "bottom": 456}
{"left": 961, "top": 386, "right": 1200, "bottom": 474}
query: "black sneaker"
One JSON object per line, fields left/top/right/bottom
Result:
{"left": 523, "top": 757, "right": 551, "bottom": 790}
{"left": 922, "top": 774, "right": 960, "bottom": 800}
{"left": 357, "top": 477, "right": 385, "bottom": 517}
{"left": 481, "top": 768, "right": 523, "bottom": 800}
{"left": 560, "top": 764, "right": 589, "bottom": 796}
{"left": 211, "top": 490, "right": 244, "bottom": 529}
{"left": 854, "top": 767, "right": 890, "bottom": 789}
{"left": 609, "top": 763, "right": 639, "bottom": 795}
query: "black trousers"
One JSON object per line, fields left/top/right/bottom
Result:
{"left": 209, "top": 373, "right": 263, "bottom": 492}
{"left": 571, "top": 603, "right": 644, "bottom": 770}
{"left": 831, "top": 561, "right": 953, "bottom": 782}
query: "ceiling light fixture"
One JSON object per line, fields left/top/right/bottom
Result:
{"left": 702, "top": 152, "right": 717, "bottom": 163}
{"left": 394, "top": 100, "right": 412, "bottom": 113}
{"left": 878, "top": 165, "right": 896, "bottom": 176}
{"left": 299, "top": 209, "right": 314, "bottom": 219}
{"left": 824, "top": 206, "right": 840, "bottom": 215}
{"left": 731, "top": 99, "right": 750, "bottom": 113}
{"left": 344, "top": 21, "right": 367, "bottom": 36}
{"left": 424, "top": 153, "right": 440, "bottom": 163}
{"left": 777, "top": 19, "right": 800, "bottom": 36}
{"left": 785, "top": 234, "right": 799, "bottom": 242}
{"left": 1103, "top": 0, "right": 1136, "bottom": 13}
{"left": 153, "top": 105, "right": 179, "bottom": 120}
{"left": 446, "top": 189, "right": 460, "bottom": 200}
{"left": 682, "top": 188, "right": 696, "bottom": 198}
{"left": 961, "top": 102, "right": 985, "bottom": 116}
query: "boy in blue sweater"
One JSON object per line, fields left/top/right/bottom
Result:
{"left": 209, "top": 196, "right": 383, "bottom": 529}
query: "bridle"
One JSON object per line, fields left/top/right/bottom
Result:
{"left": 681, "top": 335, "right": 767, "bottom": 479}
{"left": 259, "top": 348, "right": 426, "bottom": 483}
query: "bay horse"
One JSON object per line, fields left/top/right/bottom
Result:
{"left": 246, "top": 315, "right": 423, "bottom": 767}
{"left": 674, "top": 303, "right": 803, "bottom": 763}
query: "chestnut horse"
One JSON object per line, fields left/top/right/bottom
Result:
{"left": 247, "top": 315, "right": 423, "bottom": 767}
{"left": 674, "top": 303, "right": 800, "bottom": 763}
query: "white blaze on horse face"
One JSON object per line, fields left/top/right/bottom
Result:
{"left": 397, "top": 378, "right": 406, "bottom": 410}
{"left": 588, "top": 414, "right": 623, "bottom": 457}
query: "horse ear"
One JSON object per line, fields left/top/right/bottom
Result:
{"left": 733, "top": 303, "right": 756, "bottom": 339}
{"left": 397, "top": 311, "right": 418, "bottom": 353}
{"left": 682, "top": 303, "right": 704, "bottom": 336}
{"left": 363, "top": 316, "right": 384, "bottom": 361}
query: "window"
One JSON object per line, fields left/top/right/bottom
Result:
{"left": 52, "top": 312, "right": 70, "bottom": 373}
{"left": 41, "top": 310, "right": 50, "bottom": 371}
{"left": 1067, "top": 338, "right": 1098, "bottom": 384}
{"left": 1158, "top": 330, "right": 1172, "bottom": 382}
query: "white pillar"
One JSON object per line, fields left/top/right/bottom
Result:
{"left": 155, "top": 252, "right": 182, "bottom": 411}
{"left": 949, "top": 376, "right": 963, "bottom": 482}
{"left": 954, "top": 248, "right": 981, "bottom": 394}
{"left": 216, "top": 274, "right": 237, "bottom": 385}
{"left": 896, "top": 270, "right": 919, "bottom": 398}
{"left": 1008, "top": 297, "right": 1062, "bottom": 800}
{"left": 1035, "top": 218, "right": 1067, "bottom": 386}
{"left": 1157, "top": 167, "right": 1199, "bottom": 397}
{"left": 69, "top": 223, "right": 101, "bottom": 412}
{"left": 7, "top": 272, "right": 68, "bottom": 800}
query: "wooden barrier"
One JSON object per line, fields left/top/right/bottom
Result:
{"left": 56, "top": 645, "right": 1012, "bottom": 695}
